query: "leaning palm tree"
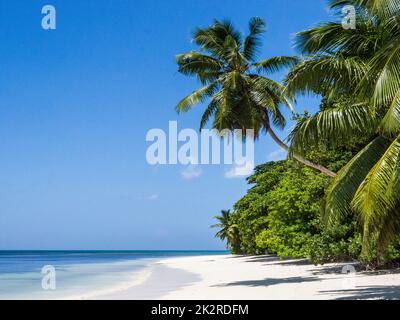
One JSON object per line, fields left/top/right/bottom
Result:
{"left": 285, "top": 0, "right": 400, "bottom": 260}
{"left": 175, "top": 18, "right": 336, "bottom": 177}
{"left": 211, "top": 210, "right": 239, "bottom": 251}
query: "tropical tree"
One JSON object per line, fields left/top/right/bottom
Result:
{"left": 175, "top": 18, "right": 336, "bottom": 177}
{"left": 285, "top": 0, "right": 400, "bottom": 261}
{"left": 211, "top": 210, "right": 240, "bottom": 252}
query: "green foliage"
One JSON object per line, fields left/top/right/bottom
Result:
{"left": 230, "top": 162, "right": 284, "bottom": 254}
{"left": 196, "top": 1, "right": 400, "bottom": 265}
{"left": 306, "top": 220, "right": 362, "bottom": 265}
{"left": 254, "top": 164, "right": 327, "bottom": 258}
{"left": 285, "top": 0, "right": 400, "bottom": 259}
{"left": 223, "top": 134, "right": 396, "bottom": 265}
{"left": 211, "top": 210, "right": 240, "bottom": 253}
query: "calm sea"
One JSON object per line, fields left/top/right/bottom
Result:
{"left": 0, "top": 250, "right": 226, "bottom": 299}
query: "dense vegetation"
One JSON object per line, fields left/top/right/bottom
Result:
{"left": 177, "top": 0, "right": 400, "bottom": 267}
{"left": 286, "top": 0, "right": 400, "bottom": 263}
{"left": 212, "top": 122, "right": 380, "bottom": 264}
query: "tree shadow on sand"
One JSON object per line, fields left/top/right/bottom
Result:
{"left": 212, "top": 276, "right": 320, "bottom": 287}
{"left": 269, "top": 259, "right": 311, "bottom": 266}
{"left": 228, "top": 255, "right": 310, "bottom": 266}
{"left": 310, "top": 263, "right": 361, "bottom": 275}
{"left": 239, "top": 255, "right": 282, "bottom": 263}
{"left": 320, "top": 285, "right": 400, "bottom": 300}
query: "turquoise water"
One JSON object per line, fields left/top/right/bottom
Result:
{"left": 0, "top": 250, "right": 226, "bottom": 299}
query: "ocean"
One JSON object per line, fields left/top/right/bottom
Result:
{"left": 0, "top": 250, "right": 226, "bottom": 299}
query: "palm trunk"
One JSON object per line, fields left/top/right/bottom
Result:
{"left": 267, "top": 127, "right": 337, "bottom": 178}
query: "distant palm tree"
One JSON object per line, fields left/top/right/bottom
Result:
{"left": 175, "top": 18, "right": 336, "bottom": 177}
{"left": 285, "top": 0, "right": 400, "bottom": 258}
{"left": 212, "top": 210, "right": 239, "bottom": 251}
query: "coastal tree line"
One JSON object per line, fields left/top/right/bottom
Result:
{"left": 176, "top": 0, "right": 400, "bottom": 267}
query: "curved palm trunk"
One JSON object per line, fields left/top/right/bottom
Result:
{"left": 267, "top": 128, "right": 337, "bottom": 177}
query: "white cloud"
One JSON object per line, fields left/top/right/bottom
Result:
{"left": 225, "top": 161, "right": 254, "bottom": 179}
{"left": 181, "top": 164, "right": 202, "bottom": 179}
{"left": 146, "top": 194, "right": 159, "bottom": 201}
{"left": 267, "top": 149, "right": 287, "bottom": 162}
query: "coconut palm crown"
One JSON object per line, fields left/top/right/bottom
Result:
{"left": 176, "top": 17, "right": 336, "bottom": 177}
{"left": 211, "top": 210, "right": 239, "bottom": 251}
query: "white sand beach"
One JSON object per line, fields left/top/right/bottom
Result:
{"left": 92, "top": 255, "right": 400, "bottom": 300}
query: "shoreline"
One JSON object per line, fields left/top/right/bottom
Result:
{"left": 91, "top": 260, "right": 201, "bottom": 300}
{"left": 89, "top": 254, "right": 400, "bottom": 300}
{"left": 64, "top": 267, "right": 153, "bottom": 300}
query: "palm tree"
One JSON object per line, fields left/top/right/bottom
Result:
{"left": 175, "top": 18, "right": 336, "bottom": 177}
{"left": 285, "top": 0, "right": 400, "bottom": 259}
{"left": 211, "top": 210, "right": 239, "bottom": 251}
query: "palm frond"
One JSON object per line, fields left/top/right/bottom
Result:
{"left": 375, "top": 204, "right": 400, "bottom": 255}
{"left": 285, "top": 56, "right": 369, "bottom": 97}
{"left": 199, "top": 99, "right": 219, "bottom": 130}
{"left": 255, "top": 56, "right": 300, "bottom": 74}
{"left": 329, "top": 0, "right": 400, "bottom": 18}
{"left": 243, "top": 17, "right": 266, "bottom": 62}
{"left": 176, "top": 82, "right": 219, "bottom": 112}
{"left": 352, "top": 134, "right": 400, "bottom": 231}
{"left": 380, "top": 90, "right": 400, "bottom": 135}
{"left": 290, "top": 103, "right": 378, "bottom": 153}
{"left": 251, "top": 75, "right": 295, "bottom": 128}
{"left": 176, "top": 51, "right": 223, "bottom": 84}
{"left": 295, "top": 20, "right": 381, "bottom": 57}
{"left": 193, "top": 19, "right": 242, "bottom": 61}
{"left": 368, "top": 38, "right": 400, "bottom": 107}
{"left": 324, "top": 136, "right": 391, "bottom": 225}
{"left": 252, "top": 75, "right": 295, "bottom": 110}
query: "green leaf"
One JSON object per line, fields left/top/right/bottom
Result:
{"left": 324, "top": 136, "right": 391, "bottom": 225}
{"left": 176, "top": 82, "right": 219, "bottom": 112}
{"left": 290, "top": 102, "right": 378, "bottom": 153}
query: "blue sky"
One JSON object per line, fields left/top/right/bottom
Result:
{"left": 0, "top": 0, "right": 331, "bottom": 250}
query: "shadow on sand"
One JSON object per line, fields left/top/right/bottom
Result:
{"left": 227, "top": 254, "right": 310, "bottom": 266}
{"left": 212, "top": 276, "right": 320, "bottom": 288}
{"left": 222, "top": 255, "right": 400, "bottom": 299}
{"left": 320, "top": 285, "right": 400, "bottom": 300}
{"left": 310, "top": 263, "right": 360, "bottom": 275}
{"left": 234, "top": 255, "right": 281, "bottom": 263}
